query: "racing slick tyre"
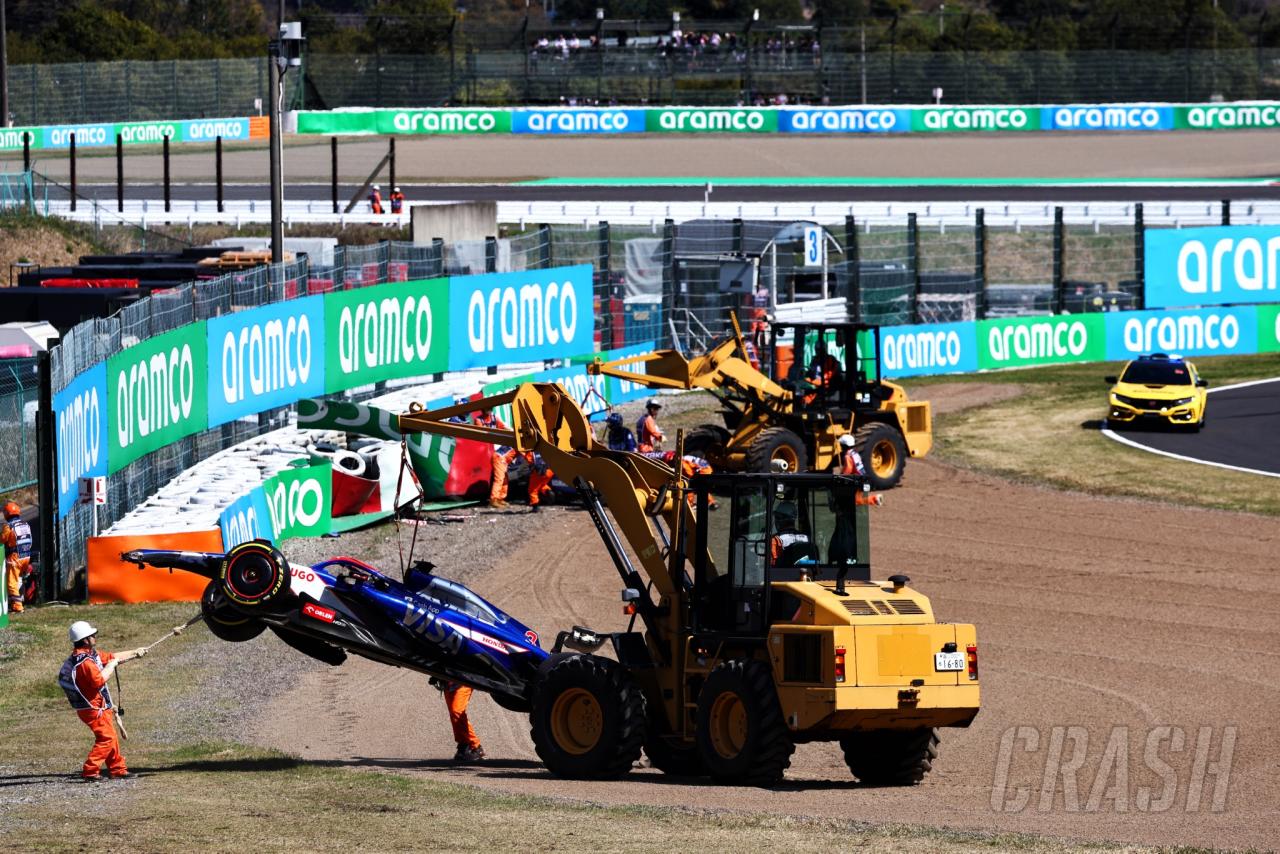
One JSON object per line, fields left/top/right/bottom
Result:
{"left": 855, "top": 422, "right": 908, "bottom": 491}
{"left": 200, "top": 581, "right": 266, "bottom": 642}
{"left": 745, "top": 427, "right": 808, "bottom": 474}
{"left": 218, "top": 540, "right": 290, "bottom": 608}
{"left": 530, "top": 654, "right": 646, "bottom": 780}
{"left": 695, "top": 659, "right": 794, "bottom": 786}
{"left": 839, "top": 727, "right": 940, "bottom": 786}
{"left": 683, "top": 424, "right": 731, "bottom": 460}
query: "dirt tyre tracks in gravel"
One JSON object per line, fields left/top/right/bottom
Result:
{"left": 253, "top": 384, "right": 1280, "bottom": 850}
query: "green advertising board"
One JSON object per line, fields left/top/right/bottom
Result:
{"left": 263, "top": 462, "right": 332, "bottom": 541}
{"left": 645, "top": 108, "right": 778, "bottom": 133}
{"left": 977, "top": 314, "right": 1106, "bottom": 370}
{"left": 375, "top": 109, "right": 512, "bottom": 135}
{"left": 911, "top": 107, "right": 1041, "bottom": 132}
{"left": 1258, "top": 304, "right": 1280, "bottom": 353}
{"left": 1174, "top": 104, "right": 1280, "bottom": 130}
{"left": 297, "top": 111, "right": 377, "bottom": 135}
{"left": 324, "top": 278, "right": 450, "bottom": 392}
{"left": 107, "top": 323, "right": 209, "bottom": 472}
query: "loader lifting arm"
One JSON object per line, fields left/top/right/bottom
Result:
{"left": 398, "top": 383, "right": 700, "bottom": 653}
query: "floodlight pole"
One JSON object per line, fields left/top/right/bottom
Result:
{"left": 269, "top": 41, "right": 285, "bottom": 264}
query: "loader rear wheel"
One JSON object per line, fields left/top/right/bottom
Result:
{"left": 530, "top": 654, "right": 646, "bottom": 779}
{"left": 840, "top": 727, "right": 940, "bottom": 786}
{"left": 695, "top": 659, "right": 794, "bottom": 786}
{"left": 200, "top": 582, "right": 266, "bottom": 643}
{"left": 683, "top": 424, "right": 730, "bottom": 460}
{"left": 855, "top": 423, "right": 907, "bottom": 490}
{"left": 745, "top": 427, "right": 808, "bottom": 474}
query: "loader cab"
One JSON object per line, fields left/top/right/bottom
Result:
{"left": 689, "top": 473, "right": 871, "bottom": 638}
{"left": 768, "top": 322, "right": 885, "bottom": 414}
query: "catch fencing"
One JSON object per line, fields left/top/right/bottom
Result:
{"left": 4, "top": 47, "right": 1279, "bottom": 126}
{"left": 0, "top": 359, "right": 39, "bottom": 495}
{"left": 36, "top": 201, "right": 1258, "bottom": 594}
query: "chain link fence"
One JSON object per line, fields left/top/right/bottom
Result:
{"left": 40, "top": 204, "right": 1225, "bottom": 592}
{"left": 6, "top": 47, "right": 1280, "bottom": 125}
{"left": 0, "top": 359, "right": 39, "bottom": 495}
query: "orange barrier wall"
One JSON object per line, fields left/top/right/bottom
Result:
{"left": 87, "top": 529, "right": 224, "bottom": 604}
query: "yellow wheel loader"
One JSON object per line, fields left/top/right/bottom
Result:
{"left": 588, "top": 316, "right": 932, "bottom": 490}
{"left": 398, "top": 383, "right": 978, "bottom": 787}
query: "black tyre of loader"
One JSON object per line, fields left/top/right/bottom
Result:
{"left": 644, "top": 725, "right": 706, "bottom": 777}
{"left": 219, "top": 539, "right": 290, "bottom": 608}
{"left": 683, "top": 424, "right": 731, "bottom": 459}
{"left": 529, "top": 654, "right": 646, "bottom": 780}
{"left": 745, "top": 427, "right": 808, "bottom": 474}
{"left": 695, "top": 659, "right": 795, "bottom": 786}
{"left": 855, "top": 422, "right": 908, "bottom": 490}
{"left": 840, "top": 727, "right": 940, "bottom": 786}
{"left": 200, "top": 581, "right": 266, "bottom": 643}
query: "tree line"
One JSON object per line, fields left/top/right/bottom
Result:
{"left": 7, "top": 0, "right": 1279, "bottom": 63}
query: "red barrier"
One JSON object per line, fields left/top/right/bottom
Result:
{"left": 41, "top": 278, "right": 139, "bottom": 289}
{"left": 388, "top": 261, "right": 409, "bottom": 282}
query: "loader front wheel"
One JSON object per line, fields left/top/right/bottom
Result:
{"left": 530, "top": 654, "right": 646, "bottom": 779}
{"left": 840, "top": 727, "right": 940, "bottom": 786}
{"left": 745, "top": 427, "right": 808, "bottom": 474}
{"left": 855, "top": 422, "right": 908, "bottom": 490}
{"left": 695, "top": 659, "right": 794, "bottom": 786}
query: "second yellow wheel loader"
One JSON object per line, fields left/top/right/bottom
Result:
{"left": 589, "top": 316, "right": 932, "bottom": 490}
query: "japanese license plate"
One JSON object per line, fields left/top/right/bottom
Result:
{"left": 934, "top": 651, "right": 964, "bottom": 672}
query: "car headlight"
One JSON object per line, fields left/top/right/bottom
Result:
{"left": 1168, "top": 397, "right": 1194, "bottom": 407}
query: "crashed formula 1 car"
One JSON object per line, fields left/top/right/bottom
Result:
{"left": 123, "top": 541, "right": 549, "bottom": 711}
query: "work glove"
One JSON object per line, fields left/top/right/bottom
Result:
{"left": 172, "top": 626, "right": 185, "bottom": 635}
{"left": 133, "top": 647, "right": 147, "bottom": 659}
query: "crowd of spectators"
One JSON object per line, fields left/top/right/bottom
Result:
{"left": 528, "top": 30, "right": 822, "bottom": 71}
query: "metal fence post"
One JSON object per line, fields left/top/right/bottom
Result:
{"left": 216, "top": 136, "right": 225, "bottom": 213}
{"left": 732, "top": 217, "right": 744, "bottom": 255}
{"left": 1052, "top": 205, "right": 1065, "bottom": 313}
{"left": 844, "top": 214, "right": 860, "bottom": 322}
{"left": 975, "top": 208, "right": 988, "bottom": 319}
{"left": 1134, "top": 203, "right": 1145, "bottom": 310}
{"left": 598, "top": 220, "right": 612, "bottom": 349}
{"left": 116, "top": 134, "right": 124, "bottom": 213}
{"left": 163, "top": 135, "right": 171, "bottom": 213}
{"left": 69, "top": 134, "right": 77, "bottom": 212}
{"left": 485, "top": 236, "right": 497, "bottom": 273}
{"left": 539, "top": 224, "right": 552, "bottom": 268}
{"left": 1221, "top": 198, "right": 1231, "bottom": 225}
{"left": 432, "top": 238, "right": 444, "bottom": 277}
{"left": 907, "top": 212, "right": 920, "bottom": 324}
{"left": 36, "top": 343, "right": 59, "bottom": 601}
{"left": 330, "top": 136, "right": 338, "bottom": 215}
{"left": 663, "top": 219, "right": 677, "bottom": 345}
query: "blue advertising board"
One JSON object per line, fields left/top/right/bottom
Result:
{"left": 1144, "top": 225, "right": 1280, "bottom": 309}
{"left": 511, "top": 109, "right": 645, "bottom": 134}
{"left": 1104, "top": 306, "right": 1258, "bottom": 360}
{"left": 778, "top": 107, "right": 911, "bottom": 133}
{"left": 206, "top": 295, "right": 327, "bottom": 427}
{"left": 218, "top": 487, "right": 276, "bottom": 549}
{"left": 54, "top": 362, "right": 110, "bottom": 519}
{"left": 1040, "top": 105, "right": 1174, "bottom": 131}
{"left": 448, "top": 265, "right": 594, "bottom": 369}
{"left": 877, "top": 320, "right": 978, "bottom": 378}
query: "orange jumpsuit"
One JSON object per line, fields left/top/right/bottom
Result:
{"left": 444, "top": 683, "right": 482, "bottom": 750}
{"left": 490, "top": 447, "right": 519, "bottom": 505}
{"left": 59, "top": 649, "right": 127, "bottom": 779}
{"left": 636, "top": 413, "right": 665, "bottom": 453}
{"left": 2, "top": 523, "right": 23, "bottom": 613}
{"left": 526, "top": 454, "right": 554, "bottom": 507}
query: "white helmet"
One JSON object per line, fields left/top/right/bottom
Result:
{"left": 69, "top": 620, "right": 98, "bottom": 644}
{"left": 838, "top": 433, "right": 856, "bottom": 448}
{"left": 393, "top": 186, "right": 401, "bottom": 193}
{"left": 372, "top": 184, "right": 380, "bottom": 191}
{"left": 646, "top": 398, "right": 662, "bottom": 409}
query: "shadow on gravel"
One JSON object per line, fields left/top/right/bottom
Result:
{"left": 472, "top": 768, "right": 862, "bottom": 791}
{"left": 131, "top": 757, "right": 303, "bottom": 775}
{"left": 0, "top": 773, "right": 82, "bottom": 788}
{"left": 309, "top": 756, "right": 547, "bottom": 772}
{"left": 1080, "top": 418, "right": 1106, "bottom": 430}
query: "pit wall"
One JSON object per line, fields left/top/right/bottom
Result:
{"left": 53, "top": 264, "right": 594, "bottom": 522}
{"left": 295, "top": 102, "right": 1280, "bottom": 136}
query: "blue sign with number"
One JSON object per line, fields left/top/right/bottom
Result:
{"left": 803, "top": 225, "right": 824, "bottom": 268}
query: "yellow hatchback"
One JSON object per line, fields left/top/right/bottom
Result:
{"left": 1105, "top": 354, "right": 1208, "bottom": 431}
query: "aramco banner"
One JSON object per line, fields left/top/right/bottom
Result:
{"left": 1144, "top": 225, "right": 1280, "bottom": 309}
